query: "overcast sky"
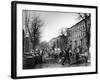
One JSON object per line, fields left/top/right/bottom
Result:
{"left": 25, "top": 11, "right": 81, "bottom": 42}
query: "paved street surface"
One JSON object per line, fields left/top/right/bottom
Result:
{"left": 34, "top": 63, "right": 90, "bottom": 69}
{"left": 33, "top": 57, "right": 90, "bottom": 69}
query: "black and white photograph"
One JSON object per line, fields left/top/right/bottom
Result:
{"left": 11, "top": 1, "right": 97, "bottom": 79}
{"left": 23, "top": 10, "right": 91, "bottom": 69}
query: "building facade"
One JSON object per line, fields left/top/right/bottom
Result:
{"left": 49, "top": 35, "right": 68, "bottom": 51}
{"left": 67, "top": 16, "right": 91, "bottom": 54}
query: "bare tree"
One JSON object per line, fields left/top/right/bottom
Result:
{"left": 78, "top": 13, "right": 90, "bottom": 19}
{"left": 59, "top": 28, "right": 67, "bottom": 36}
{"left": 24, "top": 11, "right": 44, "bottom": 50}
{"left": 60, "top": 28, "right": 65, "bottom": 36}
{"left": 31, "top": 15, "right": 44, "bottom": 49}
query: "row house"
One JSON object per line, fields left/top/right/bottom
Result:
{"left": 67, "top": 15, "right": 91, "bottom": 54}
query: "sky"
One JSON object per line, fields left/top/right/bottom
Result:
{"left": 24, "top": 11, "right": 81, "bottom": 42}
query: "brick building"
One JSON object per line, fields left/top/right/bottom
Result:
{"left": 67, "top": 16, "right": 91, "bottom": 54}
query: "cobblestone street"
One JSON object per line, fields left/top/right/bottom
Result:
{"left": 31, "top": 57, "right": 90, "bottom": 69}
{"left": 34, "top": 62, "right": 90, "bottom": 69}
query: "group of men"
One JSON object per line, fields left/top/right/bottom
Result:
{"left": 58, "top": 46, "right": 83, "bottom": 65}
{"left": 30, "top": 45, "right": 88, "bottom": 65}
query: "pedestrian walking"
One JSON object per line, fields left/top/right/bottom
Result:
{"left": 62, "top": 48, "right": 70, "bottom": 65}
